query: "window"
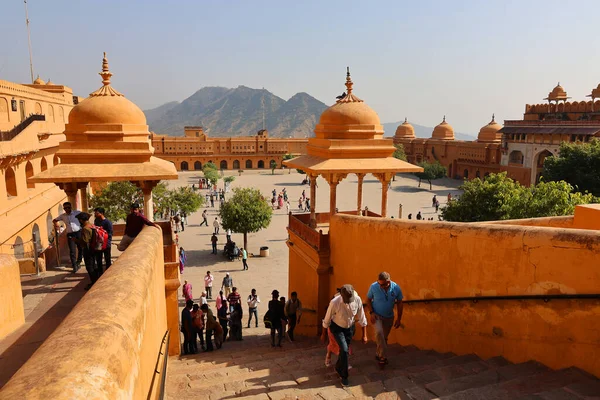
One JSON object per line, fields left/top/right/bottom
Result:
{"left": 5, "top": 167, "right": 18, "bottom": 197}
{"left": 25, "top": 161, "right": 35, "bottom": 189}
{"left": 509, "top": 150, "right": 524, "bottom": 165}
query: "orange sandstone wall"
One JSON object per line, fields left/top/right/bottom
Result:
{"left": 0, "top": 255, "right": 25, "bottom": 340}
{"left": 573, "top": 204, "right": 600, "bottom": 230}
{"left": 0, "top": 226, "right": 168, "bottom": 399}
{"left": 328, "top": 214, "right": 600, "bottom": 376}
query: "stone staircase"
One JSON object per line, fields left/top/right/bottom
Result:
{"left": 166, "top": 333, "right": 600, "bottom": 400}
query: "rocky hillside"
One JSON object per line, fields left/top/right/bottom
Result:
{"left": 144, "top": 86, "right": 328, "bottom": 138}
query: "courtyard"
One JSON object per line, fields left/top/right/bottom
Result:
{"left": 171, "top": 169, "right": 462, "bottom": 336}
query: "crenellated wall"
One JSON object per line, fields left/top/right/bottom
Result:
{"left": 318, "top": 208, "right": 600, "bottom": 376}
{"left": 0, "top": 225, "right": 168, "bottom": 399}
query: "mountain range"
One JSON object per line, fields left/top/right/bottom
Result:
{"left": 143, "top": 86, "right": 475, "bottom": 140}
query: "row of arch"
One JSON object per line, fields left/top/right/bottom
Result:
{"left": 180, "top": 159, "right": 276, "bottom": 171}
{"left": 0, "top": 96, "right": 67, "bottom": 124}
{"left": 4, "top": 155, "right": 58, "bottom": 198}
{"left": 10, "top": 207, "right": 62, "bottom": 259}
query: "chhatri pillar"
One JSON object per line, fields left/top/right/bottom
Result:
{"left": 79, "top": 183, "right": 89, "bottom": 212}
{"left": 135, "top": 180, "right": 160, "bottom": 221}
{"left": 309, "top": 173, "right": 318, "bottom": 228}
{"left": 59, "top": 182, "right": 79, "bottom": 208}
{"left": 325, "top": 173, "right": 347, "bottom": 217}
{"left": 374, "top": 172, "right": 394, "bottom": 218}
{"left": 356, "top": 173, "right": 365, "bottom": 214}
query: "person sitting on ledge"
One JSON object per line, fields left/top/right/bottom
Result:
{"left": 117, "top": 203, "right": 158, "bottom": 252}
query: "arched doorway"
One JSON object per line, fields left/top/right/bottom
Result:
{"left": 26, "top": 161, "right": 35, "bottom": 189}
{"left": 463, "top": 169, "right": 469, "bottom": 179}
{"left": 181, "top": 161, "right": 189, "bottom": 171}
{"left": 246, "top": 160, "right": 252, "bottom": 169}
{"left": 475, "top": 170, "right": 481, "bottom": 179}
{"left": 5, "top": 167, "right": 17, "bottom": 197}
{"left": 220, "top": 160, "right": 228, "bottom": 170}
{"left": 40, "top": 157, "right": 48, "bottom": 171}
{"left": 535, "top": 150, "right": 553, "bottom": 183}
{"left": 509, "top": 150, "right": 524, "bottom": 165}
{"left": 32, "top": 223, "right": 41, "bottom": 253}
{"left": 194, "top": 161, "right": 202, "bottom": 170}
{"left": 46, "top": 211, "right": 54, "bottom": 241}
{"left": 258, "top": 160, "right": 265, "bottom": 169}
{"left": 233, "top": 160, "right": 240, "bottom": 170}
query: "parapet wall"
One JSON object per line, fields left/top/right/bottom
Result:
{"left": 0, "top": 225, "right": 168, "bottom": 399}
{"left": 328, "top": 214, "right": 600, "bottom": 376}
{"left": 0, "top": 255, "right": 25, "bottom": 340}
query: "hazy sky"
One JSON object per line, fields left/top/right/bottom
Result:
{"left": 2, "top": 0, "right": 599, "bottom": 134}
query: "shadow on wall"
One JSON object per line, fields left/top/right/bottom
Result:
{"left": 326, "top": 210, "right": 600, "bottom": 377}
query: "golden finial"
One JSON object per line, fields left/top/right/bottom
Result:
{"left": 99, "top": 52, "right": 113, "bottom": 86}
{"left": 404, "top": 117, "right": 408, "bottom": 123}
{"left": 491, "top": 113, "right": 495, "bottom": 123}
{"left": 90, "top": 52, "right": 123, "bottom": 97}
{"left": 345, "top": 67, "right": 353, "bottom": 95}
{"left": 443, "top": 115, "right": 446, "bottom": 123}
{"left": 336, "top": 67, "right": 363, "bottom": 104}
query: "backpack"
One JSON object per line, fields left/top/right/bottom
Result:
{"left": 90, "top": 226, "right": 109, "bottom": 251}
{"left": 263, "top": 310, "right": 272, "bottom": 329}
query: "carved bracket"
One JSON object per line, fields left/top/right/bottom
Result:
{"left": 323, "top": 173, "right": 348, "bottom": 186}
{"left": 373, "top": 172, "right": 395, "bottom": 185}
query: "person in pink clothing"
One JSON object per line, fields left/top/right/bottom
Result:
{"left": 183, "top": 280, "right": 193, "bottom": 302}
{"left": 216, "top": 290, "right": 226, "bottom": 310}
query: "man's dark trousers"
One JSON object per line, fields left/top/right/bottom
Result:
{"left": 83, "top": 248, "right": 99, "bottom": 284}
{"left": 212, "top": 243, "right": 217, "bottom": 254}
{"left": 248, "top": 307, "right": 258, "bottom": 327}
{"left": 288, "top": 313, "right": 297, "bottom": 341}
{"left": 205, "top": 329, "right": 214, "bottom": 351}
{"left": 330, "top": 321, "right": 355, "bottom": 379}
{"left": 67, "top": 231, "right": 83, "bottom": 271}
{"left": 242, "top": 259, "right": 248, "bottom": 270}
{"left": 95, "top": 247, "right": 112, "bottom": 276}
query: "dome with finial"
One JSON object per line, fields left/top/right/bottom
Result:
{"left": 477, "top": 114, "right": 502, "bottom": 143}
{"left": 394, "top": 118, "right": 415, "bottom": 139}
{"left": 46, "top": 78, "right": 54, "bottom": 85}
{"left": 545, "top": 82, "right": 569, "bottom": 101}
{"left": 431, "top": 116, "right": 455, "bottom": 140}
{"left": 68, "top": 52, "right": 146, "bottom": 126}
{"left": 316, "top": 67, "right": 382, "bottom": 139}
{"left": 33, "top": 75, "right": 45, "bottom": 85}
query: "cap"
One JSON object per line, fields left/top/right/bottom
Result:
{"left": 340, "top": 284, "right": 355, "bottom": 304}
{"left": 226, "top": 272, "right": 230, "bottom": 276}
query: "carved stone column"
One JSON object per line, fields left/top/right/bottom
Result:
{"left": 79, "top": 183, "right": 89, "bottom": 212}
{"left": 324, "top": 173, "right": 347, "bottom": 217}
{"left": 135, "top": 180, "right": 160, "bottom": 221}
{"left": 58, "top": 182, "right": 79, "bottom": 208}
{"left": 356, "top": 173, "right": 365, "bottom": 215}
{"left": 309, "top": 173, "right": 318, "bottom": 228}
{"left": 373, "top": 172, "right": 395, "bottom": 218}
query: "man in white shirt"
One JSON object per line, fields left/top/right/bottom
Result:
{"left": 53, "top": 201, "right": 83, "bottom": 273}
{"left": 322, "top": 284, "right": 368, "bottom": 387}
{"left": 204, "top": 271, "right": 214, "bottom": 299}
{"left": 213, "top": 217, "right": 220, "bottom": 234}
{"left": 247, "top": 288, "right": 260, "bottom": 328}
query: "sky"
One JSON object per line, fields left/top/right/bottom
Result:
{"left": 2, "top": 0, "right": 599, "bottom": 134}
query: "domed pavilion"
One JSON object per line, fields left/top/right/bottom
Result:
{"left": 477, "top": 114, "right": 502, "bottom": 143}
{"left": 394, "top": 118, "right": 416, "bottom": 139}
{"left": 284, "top": 68, "right": 422, "bottom": 225}
{"left": 29, "top": 53, "right": 178, "bottom": 218}
{"left": 431, "top": 116, "right": 455, "bottom": 140}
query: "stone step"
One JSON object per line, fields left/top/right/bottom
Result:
{"left": 441, "top": 367, "right": 594, "bottom": 400}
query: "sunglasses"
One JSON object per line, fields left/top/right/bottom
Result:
{"left": 378, "top": 281, "right": 391, "bottom": 288}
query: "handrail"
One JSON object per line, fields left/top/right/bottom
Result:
{"left": 403, "top": 293, "right": 600, "bottom": 305}
{"left": 0, "top": 114, "right": 45, "bottom": 141}
{"left": 148, "top": 329, "right": 170, "bottom": 400}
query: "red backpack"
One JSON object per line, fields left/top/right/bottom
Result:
{"left": 90, "top": 226, "right": 109, "bottom": 251}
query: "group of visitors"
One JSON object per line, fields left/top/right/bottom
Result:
{"left": 271, "top": 188, "right": 289, "bottom": 211}
{"left": 263, "top": 290, "right": 303, "bottom": 347}
{"left": 53, "top": 202, "right": 157, "bottom": 290}
{"left": 205, "top": 189, "right": 226, "bottom": 208}
{"left": 406, "top": 193, "right": 453, "bottom": 221}
{"left": 298, "top": 189, "right": 310, "bottom": 212}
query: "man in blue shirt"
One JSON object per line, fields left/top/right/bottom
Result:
{"left": 366, "top": 271, "right": 403, "bottom": 365}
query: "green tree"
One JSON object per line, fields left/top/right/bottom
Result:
{"left": 203, "top": 162, "right": 217, "bottom": 171}
{"left": 393, "top": 143, "right": 407, "bottom": 161}
{"left": 270, "top": 159, "right": 278, "bottom": 175}
{"left": 219, "top": 187, "right": 273, "bottom": 250}
{"left": 89, "top": 181, "right": 141, "bottom": 222}
{"left": 151, "top": 182, "right": 175, "bottom": 218}
{"left": 542, "top": 139, "right": 600, "bottom": 197}
{"left": 169, "top": 186, "right": 204, "bottom": 215}
{"left": 413, "top": 161, "right": 447, "bottom": 190}
{"left": 223, "top": 176, "right": 236, "bottom": 184}
{"left": 203, "top": 167, "right": 219, "bottom": 186}
{"left": 442, "top": 172, "right": 593, "bottom": 222}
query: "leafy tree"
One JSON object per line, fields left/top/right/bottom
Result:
{"left": 152, "top": 182, "right": 175, "bottom": 217}
{"left": 413, "top": 161, "right": 447, "bottom": 190}
{"left": 219, "top": 187, "right": 273, "bottom": 250}
{"left": 393, "top": 143, "right": 407, "bottom": 161}
{"left": 203, "top": 162, "right": 217, "bottom": 171}
{"left": 270, "top": 159, "right": 278, "bottom": 175}
{"left": 89, "top": 181, "right": 141, "bottom": 221}
{"left": 223, "top": 176, "right": 236, "bottom": 184}
{"left": 543, "top": 139, "right": 600, "bottom": 197}
{"left": 442, "top": 172, "right": 593, "bottom": 222}
{"left": 203, "top": 167, "right": 219, "bottom": 186}
{"left": 169, "top": 186, "right": 204, "bottom": 215}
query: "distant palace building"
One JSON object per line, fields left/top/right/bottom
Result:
{"left": 394, "top": 82, "right": 600, "bottom": 186}
{"left": 151, "top": 127, "right": 308, "bottom": 171}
